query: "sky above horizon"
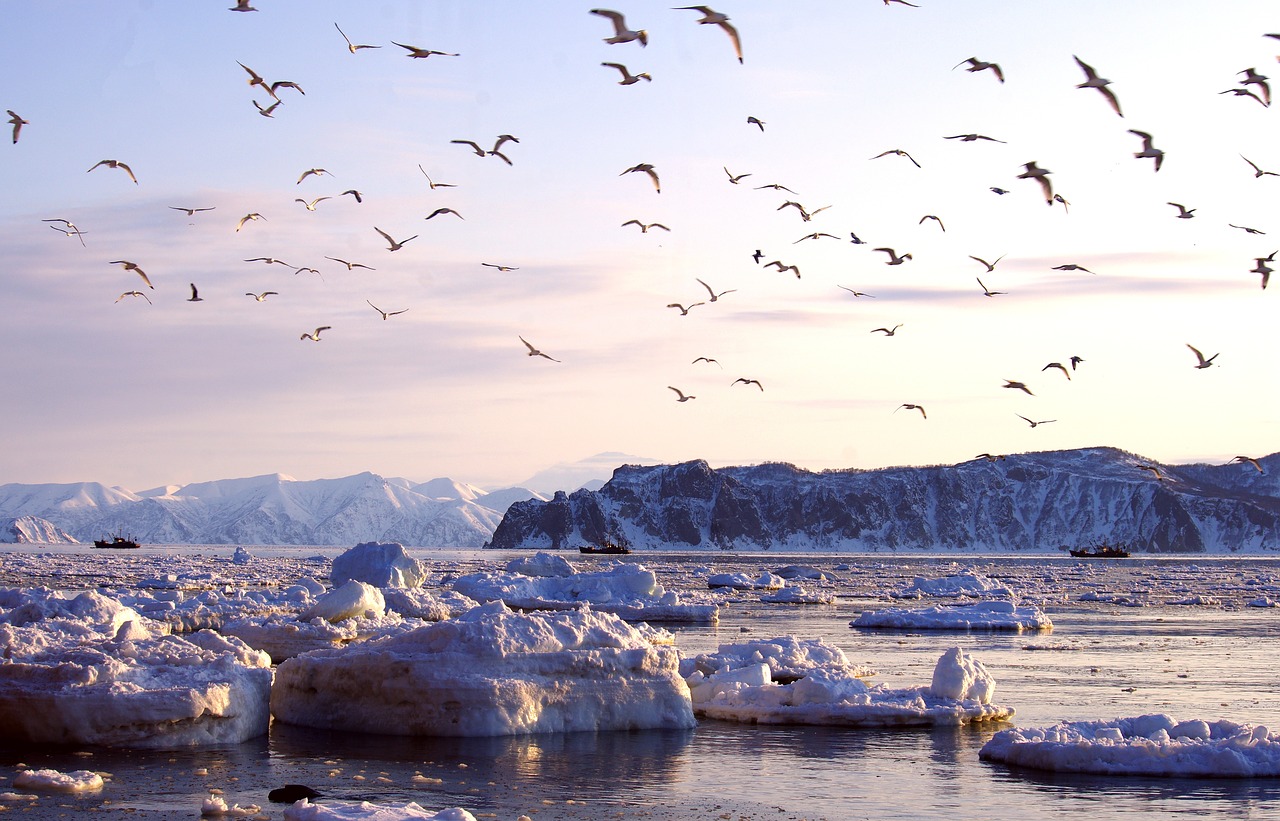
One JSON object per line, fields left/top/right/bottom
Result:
{"left": 3, "top": 1, "right": 1278, "bottom": 491}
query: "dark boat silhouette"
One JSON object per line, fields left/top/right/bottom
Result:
{"left": 93, "top": 534, "right": 141, "bottom": 549}
{"left": 1068, "top": 543, "right": 1130, "bottom": 558}
{"left": 578, "top": 541, "right": 630, "bottom": 555}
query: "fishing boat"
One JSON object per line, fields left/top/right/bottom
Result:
{"left": 578, "top": 541, "right": 630, "bottom": 555}
{"left": 1068, "top": 543, "right": 1130, "bottom": 558}
{"left": 93, "top": 534, "right": 141, "bottom": 549}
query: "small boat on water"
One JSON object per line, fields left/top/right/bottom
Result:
{"left": 1068, "top": 543, "right": 1131, "bottom": 558}
{"left": 93, "top": 535, "right": 141, "bottom": 549}
{"left": 578, "top": 541, "right": 630, "bottom": 555}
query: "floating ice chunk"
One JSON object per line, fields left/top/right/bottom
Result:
{"left": 12, "top": 768, "right": 104, "bottom": 793}
{"left": 706, "top": 572, "right": 785, "bottom": 590}
{"left": 760, "top": 585, "right": 834, "bottom": 604}
{"left": 271, "top": 602, "right": 695, "bottom": 737}
{"left": 301, "top": 580, "right": 386, "bottom": 622}
{"left": 772, "top": 565, "right": 835, "bottom": 581}
{"left": 893, "top": 572, "right": 1014, "bottom": 599}
{"left": 283, "top": 799, "right": 478, "bottom": 820}
{"left": 231, "top": 546, "right": 255, "bottom": 565}
{"left": 505, "top": 551, "right": 575, "bottom": 577}
{"left": 929, "top": 646, "right": 996, "bottom": 702}
{"left": 382, "top": 587, "right": 479, "bottom": 621}
{"left": 851, "top": 601, "right": 1052, "bottom": 631}
{"left": 681, "top": 636, "right": 873, "bottom": 683}
{"left": 201, "top": 794, "right": 263, "bottom": 816}
{"left": 980, "top": 714, "right": 1280, "bottom": 776}
{"left": 1248, "top": 596, "right": 1278, "bottom": 608}
{"left": 331, "top": 542, "right": 426, "bottom": 590}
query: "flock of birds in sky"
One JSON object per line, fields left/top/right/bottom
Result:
{"left": 6, "top": 3, "right": 1277, "bottom": 479}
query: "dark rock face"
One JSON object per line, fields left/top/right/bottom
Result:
{"left": 485, "top": 448, "right": 1280, "bottom": 553}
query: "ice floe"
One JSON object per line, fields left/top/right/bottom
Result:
{"left": 283, "top": 799, "right": 478, "bottom": 820}
{"left": 12, "top": 768, "right": 105, "bottom": 793}
{"left": 331, "top": 542, "right": 427, "bottom": 589}
{"left": 850, "top": 600, "right": 1052, "bottom": 631}
{"left": 891, "top": 571, "right": 1015, "bottom": 599}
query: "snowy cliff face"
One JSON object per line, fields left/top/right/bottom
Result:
{"left": 485, "top": 448, "right": 1280, "bottom": 553}
{"left": 0, "top": 473, "right": 518, "bottom": 547}
{"left": 0, "top": 516, "right": 79, "bottom": 544}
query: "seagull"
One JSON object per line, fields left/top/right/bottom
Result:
{"left": 837, "top": 285, "right": 875, "bottom": 298}
{"left": 270, "top": 80, "right": 305, "bottom": 97}
{"left": 873, "top": 247, "right": 912, "bottom": 265}
{"left": 622, "top": 219, "right": 669, "bottom": 233}
{"left": 238, "top": 62, "right": 274, "bottom": 98}
{"left": 1241, "top": 156, "right": 1279, "bottom": 178}
{"left": 754, "top": 182, "right": 797, "bottom": 193}
{"left": 236, "top": 213, "right": 266, "bottom": 231}
{"left": 7, "top": 110, "right": 28, "bottom": 143}
{"left": 621, "top": 163, "right": 661, "bottom": 192}
{"left": 667, "top": 301, "right": 704, "bottom": 315}
{"left": 752, "top": 249, "right": 764, "bottom": 263}
{"left": 392, "top": 42, "right": 459, "bottom": 58}
{"left": 109, "top": 260, "right": 153, "bottom": 288}
{"left": 668, "top": 386, "right": 695, "bottom": 402}
{"left": 1052, "top": 263, "right": 1094, "bottom": 274}
{"left": 777, "top": 201, "right": 830, "bottom": 221}
{"left": 896, "top": 403, "right": 926, "bottom": 419}
{"left": 229, "top": 0, "right": 256, "bottom": 11}
{"left": 1053, "top": 193, "right": 1071, "bottom": 212}
{"left": 1220, "top": 87, "right": 1268, "bottom": 107}
{"left": 1070, "top": 356, "right": 1085, "bottom": 370}
{"left": 244, "top": 257, "right": 293, "bottom": 267}
{"left": 1229, "top": 224, "right": 1265, "bottom": 235}
{"left": 919, "top": 214, "right": 945, "bottom": 231}
{"left": 732, "top": 378, "right": 764, "bottom": 391}
{"left": 425, "top": 207, "right": 464, "bottom": 220}
{"left": 970, "top": 254, "right": 1005, "bottom": 272}
{"left": 325, "top": 256, "right": 375, "bottom": 271}
{"left": 374, "top": 227, "right": 418, "bottom": 251}
{"left": 520, "top": 336, "right": 560, "bottom": 362}
{"left": 341, "top": 189, "right": 363, "bottom": 203}
{"left": 977, "top": 277, "right": 1004, "bottom": 297}
{"left": 418, "top": 166, "right": 457, "bottom": 189}
{"left": 870, "top": 148, "right": 920, "bottom": 168}
{"left": 1002, "top": 379, "right": 1034, "bottom": 396}
{"left": 451, "top": 135, "right": 518, "bottom": 165}
{"left": 87, "top": 159, "right": 137, "bottom": 184}
{"left": 692, "top": 357, "right": 721, "bottom": 367}
{"left": 746, "top": 115, "right": 764, "bottom": 130}
{"left": 1138, "top": 464, "right": 1164, "bottom": 480}
{"left": 871, "top": 324, "right": 902, "bottom": 336}
{"left": 793, "top": 232, "right": 838, "bottom": 243}
{"left": 1186, "top": 344, "right": 1218, "bottom": 369}
{"left": 884, "top": 0, "right": 919, "bottom": 7}
{"left": 601, "top": 62, "right": 651, "bottom": 84}
{"left": 367, "top": 300, "right": 408, "bottom": 320}
{"left": 1230, "top": 456, "right": 1264, "bottom": 473}
{"left": 1042, "top": 362, "right": 1071, "bottom": 380}
{"left": 187, "top": 283, "right": 203, "bottom": 302}
{"left": 945, "top": 133, "right": 1005, "bottom": 143}
{"left": 293, "top": 266, "right": 322, "bottom": 279}
{"left": 975, "top": 453, "right": 1006, "bottom": 462}
{"left": 1128, "top": 130, "right": 1164, "bottom": 172}
{"left": 1073, "top": 55, "right": 1123, "bottom": 116}
{"left": 169, "top": 206, "right": 216, "bottom": 216}
{"left": 295, "top": 196, "right": 331, "bottom": 211}
{"left": 115, "top": 290, "right": 151, "bottom": 304}
{"left": 763, "top": 260, "right": 801, "bottom": 278}
{"left": 674, "top": 6, "right": 743, "bottom": 63}
{"left": 590, "top": 9, "right": 648, "bottom": 46}
{"left": 724, "top": 167, "right": 751, "bottom": 184}
{"left": 253, "top": 99, "right": 281, "bottom": 117}
{"left": 1167, "top": 202, "right": 1195, "bottom": 219}
{"left": 43, "top": 218, "right": 86, "bottom": 246}
{"left": 849, "top": 232, "right": 866, "bottom": 245}
{"left": 1252, "top": 253, "right": 1275, "bottom": 289}
{"left": 1017, "top": 161, "right": 1053, "bottom": 203}
{"left": 48, "top": 224, "right": 88, "bottom": 244}
{"left": 1239, "top": 67, "right": 1272, "bottom": 105}
{"left": 696, "top": 278, "right": 735, "bottom": 301}
{"left": 335, "top": 23, "right": 381, "bottom": 53}
{"left": 296, "top": 168, "right": 332, "bottom": 185}
{"left": 953, "top": 57, "right": 1004, "bottom": 83}
{"left": 990, "top": 187, "right": 1009, "bottom": 195}
{"left": 1017, "top": 414, "right": 1055, "bottom": 428}
{"left": 481, "top": 263, "right": 520, "bottom": 271}
{"left": 300, "top": 326, "right": 332, "bottom": 342}
{"left": 245, "top": 291, "right": 278, "bottom": 301}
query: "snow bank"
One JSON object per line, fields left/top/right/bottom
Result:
{"left": 331, "top": 542, "right": 427, "bottom": 589}
{"left": 683, "top": 643, "right": 1011, "bottom": 727}
{"left": 980, "top": 714, "right": 1280, "bottom": 777}
{"left": 284, "top": 799, "right": 478, "bottom": 820}
{"left": 851, "top": 601, "right": 1052, "bottom": 631}
{"left": 271, "top": 601, "right": 696, "bottom": 736}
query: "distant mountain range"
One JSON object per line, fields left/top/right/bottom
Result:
{"left": 487, "top": 447, "right": 1280, "bottom": 554}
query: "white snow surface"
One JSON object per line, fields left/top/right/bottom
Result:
{"left": 980, "top": 714, "right": 1280, "bottom": 777}
{"left": 851, "top": 601, "right": 1053, "bottom": 631}
{"left": 683, "top": 644, "right": 1011, "bottom": 727}
{"left": 283, "top": 799, "right": 478, "bottom": 820}
{"left": 331, "top": 542, "right": 427, "bottom": 589}
{"left": 270, "top": 601, "right": 696, "bottom": 736}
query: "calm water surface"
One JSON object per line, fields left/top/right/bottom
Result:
{"left": 4, "top": 548, "right": 1280, "bottom": 820}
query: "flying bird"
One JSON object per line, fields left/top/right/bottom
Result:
{"left": 1186, "top": 344, "right": 1218, "bottom": 369}
{"left": 945, "top": 133, "right": 1005, "bottom": 143}
{"left": 295, "top": 196, "right": 331, "bottom": 211}
{"left": 849, "top": 232, "right": 866, "bottom": 245}
{"left": 245, "top": 291, "right": 278, "bottom": 301}
{"left": 1238, "top": 67, "right": 1272, "bottom": 105}
{"left": 109, "top": 260, "right": 153, "bottom": 288}
{"left": 392, "top": 42, "right": 459, "bottom": 58}
{"left": 752, "top": 249, "right": 764, "bottom": 263}
{"left": 1138, "top": 464, "right": 1164, "bottom": 480}
{"left": 1230, "top": 456, "right": 1264, "bottom": 473}
{"left": 187, "top": 283, "right": 203, "bottom": 302}
{"left": 1070, "top": 356, "right": 1085, "bottom": 370}
{"left": 341, "top": 190, "right": 363, "bottom": 203}
{"left": 674, "top": 6, "right": 743, "bottom": 63}
{"left": 953, "top": 57, "right": 1004, "bottom": 83}
{"left": 1002, "top": 379, "right": 1034, "bottom": 395}
{"left": 724, "top": 167, "right": 751, "bottom": 184}
{"left": 1229, "top": 224, "right": 1265, "bottom": 235}
{"left": 169, "top": 206, "right": 215, "bottom": 216}
{"left": 873, "top": 247, "right": 912, "bottom": 265}
{"left": 1053, "top": 194, "right": 1071, "bottom": 212}
{"left": 667, "top": 302, "right": 704, "bottom": 315}
{"left": 244, "top": 257, "right": 293, "bottom": 267}
{"left": 520, "top": 336, "right": 560, "bottom": 362}
{"left": 367, "top": 300, "right": 408, "bottom": 320}
{"left": 622, "top": 219, "right": 669, "bottom": 233}
{"left": 1128, "top": 130, "right": 1164, "bottom": 172}
{"left": 425, "top": 207, "right": 464, "bottom": 220}
{"left": 253, "top": 99, "right": 280, "bottom": 117}
{"left": 7, "top": 110, "right": 28, "bottom": 143}
{"left": 115, "top": 290, "right": 151, "bottom": 304}
{"left": 229, "top": 0, "right": 256, "bottom": 11}
{"left": 418, "top": 166, "right": 458, "bottom": 189}
{"left": 1017, "top": 415, "right": 1055, "bottom": 428}
{"left": 1167, "top": 202, "right": 1195, "bottom": 219}
{"left": 870, "top": 148, "right": 920, "bottom": 168}
{"left": 300, "top": 326, "right": 331, "bottom": 342}
{"left": 696, "top": 278, "right": 735, "bottom": 301}
{"left": 270, "top": 80, "right": 305, "bottom": 98}
{"left": 884, "top": 1, "right": 920, "bottom": 7}
{"left": 1052, "top": 263, "right": 1094, "bottom": 274}
{"left": 732, "top": 378, "right": 764, "bottom": 391}
{"left": 896, "top": 403, "right": 927, "bottom": 419}
{"left": 325, "top": 256, "right": 375, "bottom": 271}
{"left": 837, "top": 285, "right": 875, "bottom": 298}
{"left": 668, "top": 386, "right": 695, "bottom": 402}
{"left": 1220, "top": 87, "right": 1268, "bottom": 107}
{"left": 335, "top": 23, "right": 381, "bottom": 53}
{"left": 794, "top": 232, "right": 838, "bottom": 243}
{"left": 621, "top": 162, "right": 661, "bottom": 192}
{"left": 238, "top": 62, "right": 274, "bottom": 98}
{"left": 236, "top": 213, "right": 266, "bottom": 231}
{"left": 87, "top": 159, "right": 137, "bottom": 184}
{"left": 601, "top": 62, "right": 651, "bottom": 84}
{"left": 1073, "top": 55, "right": 1123, "bottom": 116}
{"left": 43, "top": 218, "right": 86, "bottom": 246}
{"left": 1241, "top": 156, "right": 1279, "bottom": 178}
{"left": 481, "top": 263, "right": 520, "bottom": 271}
{"left": 451, "top": 135, "right": 518, "bottom": 165}
{"left": 374, "top": 227, "right": 418, "bottom": 251}
{"left": 763, "top": 260, "right": 801, "bottom": 278}
{"left": 1042, "top": 362, "right": 1071, "bottom": 380}
{"left": 990, "top": 187, "right": 1009, "bottom": 195}
{"left": 746, "top": 116, "right": 764, "bottom": 130}
{"left": 590, "top": 9, "right": 648, "bottom": 46}
{"left": 1017, "top": 161, "right": 1053, "bottom": 203}
{"left": 1252, "top": 253, "right": 1275, "bottom": 289}
{"left": 977, "top": 277, "right": 1004, "bottom": 297}
{"left": 754, "top": 182, "right": 797, "bottom": 193}
{"left": 919, "top": 214, "right": 945, "bottom": 231}
{"left": 692, "top": 357, "right": 721, "bottom": 367}
{"left": 296, "top": 168, "right": 331, "bottom": 185}
{"left": 970, "top": 254, "right": 1005, "bottom": 272}
{"left": 871, "top": 324, "right": 903, "bottom": 336}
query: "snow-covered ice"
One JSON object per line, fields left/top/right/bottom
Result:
{"left": 706, "top": 571, "right": 785, "bottom": 590}
{"left": 271, "top": 601, "right": 696, "bottom": 736}
{"left": 283, "top": 801, "right": 477, "bottom": 821}
{"left": 851, "top": 601, "right": 1053, "bottom": 631}
{"left": 980, "top": 714, "right": 1280, "bottom": 777}
{"left": 331, "top": 542, "right": 427, "bottom": 590}
{"left": 12, "top": 768, "right": 105, "bottom": 793}
{"left": 891, "top": 571, "right": 1015, "bottom": 599}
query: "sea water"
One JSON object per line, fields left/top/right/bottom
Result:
{"left": 3, "top": 547, "right": 1280, "bottom": 820}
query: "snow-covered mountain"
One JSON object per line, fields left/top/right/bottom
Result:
{"left": 0, "top": 473, "right": 546, "bottom": 547}
{"left": 486, "top": 448, "right": 1280, "bottom": 553}
{"left": 1, "top": 516, "right": 78, "bottom": 544}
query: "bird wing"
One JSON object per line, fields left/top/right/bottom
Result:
{"left": 590, "top": 8, "right": 628, "bottom": 35}
{"left": 717, "top": 21, "right": 743, "bottom": 63}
